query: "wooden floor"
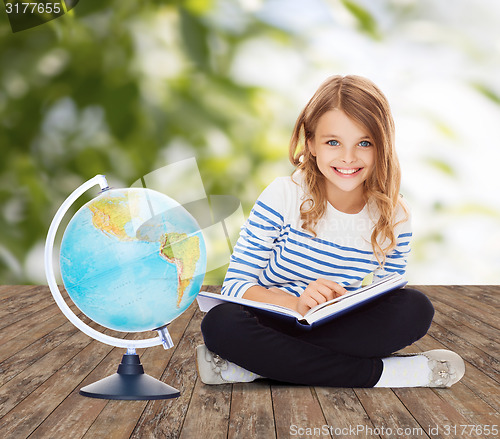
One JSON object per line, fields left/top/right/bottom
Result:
{"left": 0, "top": 285, "right": 498, "bottom": 439}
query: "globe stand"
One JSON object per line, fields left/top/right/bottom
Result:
{"left": 79, "top": 326, "right": 180, "bottom": 400}
{"left": 80, "top": 352, "right": 180, "bottom": 400}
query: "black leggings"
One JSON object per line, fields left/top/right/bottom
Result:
{"left": 200, "top": 288, "right": 434, "bottom": 388}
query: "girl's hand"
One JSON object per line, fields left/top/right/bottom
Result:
{"left": 296, "top": 279, "right": 347, "bottom": 316}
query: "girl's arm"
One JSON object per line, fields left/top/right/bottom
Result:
{"left": 242, "top": 285, "right": 299, "bottom": 311}
{"left": 221, "top": 178, "right": 286, "bottom": 299}
{"left": 373, "top": 198, "right": 412, "bottom": 278}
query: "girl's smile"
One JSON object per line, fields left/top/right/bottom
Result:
{"left": 331, "top": 167, "right": 363, "bottom": 176}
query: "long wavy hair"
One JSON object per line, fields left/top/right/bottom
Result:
{"left": 289, "top": 75, "right": 408, "bottom": 265}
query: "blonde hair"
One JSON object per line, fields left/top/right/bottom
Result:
{"left": 289, "top": 75, "right": 407, "bottom": 265}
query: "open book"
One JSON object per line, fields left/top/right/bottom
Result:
{"left": 196, "top": 273, "right": 407, "bottom": 330}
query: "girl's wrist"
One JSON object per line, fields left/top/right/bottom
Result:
{"left": 268, "top": 287, "right": 299, "bottom": 311}
{"left": 243, "top": 285, "right": 299, "bottom": 311}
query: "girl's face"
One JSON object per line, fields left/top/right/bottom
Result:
{"left": 308, "top": 109, "right": 375, "bottom": 206}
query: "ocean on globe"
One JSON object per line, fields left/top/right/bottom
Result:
{"left": 60, "top": 187, "right": 207, "bottom": 332}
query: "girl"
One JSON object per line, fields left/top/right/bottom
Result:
{"left": 197, "top": 75, "right": 465, "bottom": 388}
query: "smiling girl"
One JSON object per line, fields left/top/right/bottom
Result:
{"left": 197, "top": 75, "right": 465, "bottom": 388}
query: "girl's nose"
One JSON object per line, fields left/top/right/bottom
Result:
{"left": 341, "top": 146, "right": 356, "bottom": 163}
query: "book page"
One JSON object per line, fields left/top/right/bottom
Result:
{"left": 302, "top": 274, "right": 405, "bottom": 324}
{"left": 196, "top": 291, "right": 303, "bottom": 319}
{"left": 303, "top": 273, "right": 400, "bottom": 318}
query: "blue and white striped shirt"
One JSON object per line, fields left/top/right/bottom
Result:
{"left": 222, "top": 174, "right": 411, "bottom": 298}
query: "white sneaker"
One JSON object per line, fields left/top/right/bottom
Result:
{"left": 394, "top": 349, "right": 465, "bottom": 387}
{"left": 196, "top": 344, "right": 261, "bottom": 385}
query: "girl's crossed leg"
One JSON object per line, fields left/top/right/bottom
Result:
{"left": 200, "top": 288, "right": 434, "bottom": 387}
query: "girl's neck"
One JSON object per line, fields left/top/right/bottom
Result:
{"left": 325, "top": 185, "right": 366, "bottom": 214}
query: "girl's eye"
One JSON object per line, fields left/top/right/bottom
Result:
{"left": 359, "top": 140, "right": 372, "bottom": 147}
{"left": 327, "top": 140, "right": 340, "bottom": 146}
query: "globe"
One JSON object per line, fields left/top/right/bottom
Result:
{"left": 44, "top": 175, "right": 207, "bottom": 400}
{"left": 59, "top": 187, "right": 207, "bottom": 333}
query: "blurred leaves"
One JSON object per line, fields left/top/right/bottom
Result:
{"left": 179, "top": 7, "right": 210, "bottom": 69}
{"left": 424, "top": 157, "right": 456, "bottom": 177}
{"left": 471, "top": 82, "right": 500, "bottom": 105}
{"left": 0, "top": 0, "right": 295, "bottom": 284}
{"left": 1, "top": 0, "right": 499, "bottom": 284}
{"left": 341, "top": 0, "right": 381, "bottom": 40}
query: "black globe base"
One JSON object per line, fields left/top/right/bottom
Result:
{"left": 80, "top": 353, "right": 180, "bottom": 400}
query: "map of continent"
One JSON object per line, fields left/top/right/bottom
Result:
{"left": 160, "top": 233, "right": 201, "bottom": 306}
{"left": 87, "top": 195, "right": 201, "bottom": 307}
{"left": 88, "top": 194, "right": 140, "bottom": 241}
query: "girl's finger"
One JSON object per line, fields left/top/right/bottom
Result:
{"left": 307, "top": 289, "right": 329, "bottom": 304}
{"left": 305, "top": 283, "right": 332, "bottom": 302}
{"left": 316, "top": 278, "right": 347, "bottom": 296}
{"left": 300, "top": 295, "right": 319, "bottom": 310}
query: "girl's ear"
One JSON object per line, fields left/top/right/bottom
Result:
{"left": 307, "top": 139, "right": 316, "bottom": 157}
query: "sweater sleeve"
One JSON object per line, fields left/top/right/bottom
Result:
{"left": 221, "top": 178, "right": 286, "bottom": 298}
{"left": 375, "top": 197, "right": 412, "bottom": 278}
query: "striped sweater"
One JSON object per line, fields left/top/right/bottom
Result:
{"left": 222, "top": 173, "right": 411, "bottom": 298}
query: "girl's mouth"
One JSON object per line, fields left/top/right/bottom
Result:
{"left": 332, "top": 167, "right": 362, "bottom": 176}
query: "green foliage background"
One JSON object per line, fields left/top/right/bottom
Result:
{"left": 1, "top": 0, "right": 499, "bottom": 285}
{"left": 0, "top": 0, "right": 299, "bottom": 284}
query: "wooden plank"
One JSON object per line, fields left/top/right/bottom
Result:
{"left": 0, "top": 284, "right": 39, "bottom": 301}
{"left": 271, "top": 385, "right": 330, "bottom": 439}
{"left": 390, "top": 336, "right": 496, "bottom": 439}
{"left": 0, "top": 326, "right": 94, "bottom": 419}
{"left": 429, "top": 295, "right": 499, "bottom": 357}
{"left": 416, "top": 333, "right": 500, "bottom": 414}
{"left": 354, "top": 387, "right": 430, "bottom": 439}
{"left": 0, "top": 284, "right": 49, "bottom": 306}
{"left": 0, "top": 285, "right": 498, "bottom": 438}
{"left": 29, "top": 343, "right": 131, "bottom": 439}
{"left": 417, "top": 288, "right": 500, "bottom": 383}
{"left": 228, "top": 381, "right": 276, "bottom": 439}
{"left": 426, "top": 320, "right": 499, "bottom": 383}
{"left": 419, "top": 286, "right": 500, "bottom": 330}
{"left": 0, "top": 285, "right": 53, "bottom": 330}
{"left": 0, "top": 285, "right": 117, "bottom": 364}
{"left": 430, "top": 300, "right": 499, "bottom": 359}
{"left": 179, "top": 379, "right": 231, "bottom": 439}
{"left": 0, "top": 298, "right": 55, "bottom": 332}
{"left": 423, "top": 286, "right": 500, "bottom": 338}
{"left": 419, "top": 295, "right": 500, "bottom": 410}
{"left": 431, "top": 385, "right": 500, "bottom": 429}
{"left": 188, "top": 283, "right": 274, "bottom": 438}
{"left": 0, "top": 303, "right": 65, "bottom": 360}
{"left": 449, "top": 285, "right": 499, "bottom": 307}
{"left": 0, "top": 319, "right": 79, "bottom": 387}
{"left": 393, "top": 387, "right": 484, "bottom": 439}
{"left": 0, "top": 295, "right": 84, "bottom": 363}
{"left": 29, "top": 323, "right": 163, "bottom": 439}
{"left": 130, "top": 309, "right": 206, "bottom": 438}
{"left": 316, "top": 387, "right": 384, "bottom": 439}
{"left": 80, "top": 303, "right": 197, "bottom": 439}
{"left": 0, "top": 334, "right": 116, "bottom": 438}
{"left": 0, "top": 284, "right": 13, "bottom": 296}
